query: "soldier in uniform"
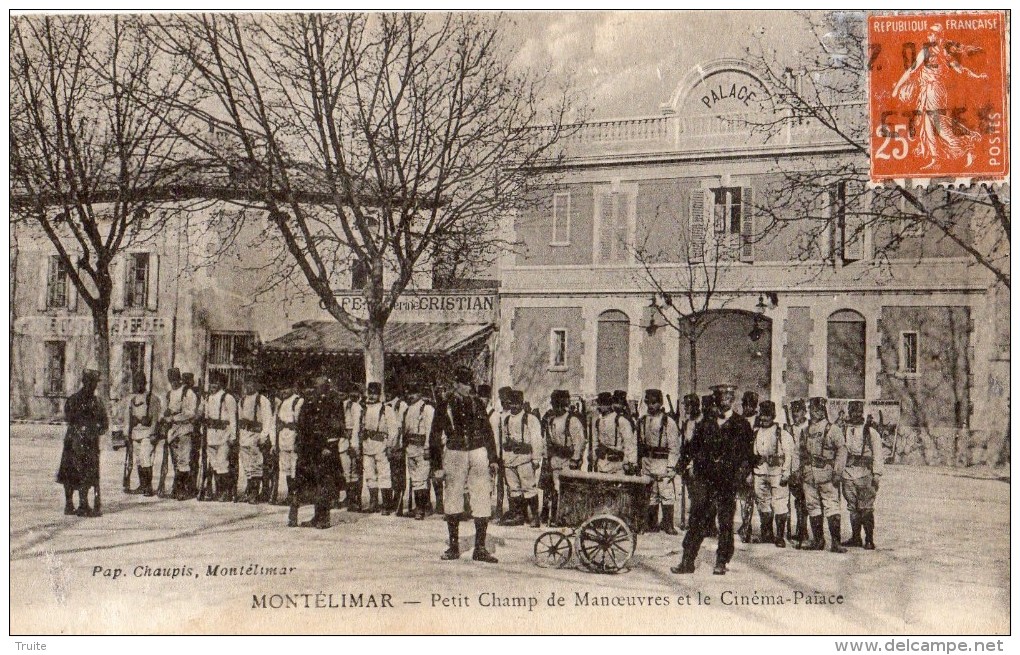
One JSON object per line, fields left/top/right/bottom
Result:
{"left": 840, "top": 400, "right": 882, "bottom": 549}
{"left": 592, "top": 392, "right": 638, "bottom": 475}
{"left": 181, "top": 372, "right": 202, "bottom": 497}
{"left": 238, "top": 378, "right": 274, "bottom": 503}
{"left": 639, "top": 389, "right": 681, "bottom": 534}
{"left": 291, "top": 375, "right": 344, "bottom": 529}
{"left": 386, "top": 385, "right": 410, "bottom": 516}
{"left": 402, "top": 380, "right": 435, "bottom": 520}
{"left": 163, "top": 368, "right": 198, "bottom": 501}
{"left": 125, "top": 374, "right": 161, "bottom": 497}
{"left": 672, "top": 384, "right": 753, "bottom": 575}
{"left": 752, "top": 401, "right": 795, "bottom": 547}
{"left": 57, "top": 369, "right": 108, "bottom": 516}
{"left": 340, "top": 381, "right": 363, "bottom": 511}
{"left": 540, "top": 390, "right": 585, "bottom": 527}
{"left": 786, "top": 399, "right": 810, "bottom": 548}
{"left": 497, "top": 389, "right": 544, "bottom": 527}
{"left": 801, "top": 397, "right": 849, "bottom": 552}
{"left": 676, "top": 393, "right": 701, "bottom": 530}
{"left": 431, "top": 365, "right": 499, "bottom": 563}
{"left": 737, "top": 390, "right": 759, "bottom": 543}
{"left": 202, "top": 372, "right": 238, "bottom": 502}
{"left": 357, "top": 382, "right": 396, "bottom": 513}
{"left": 275, "top": 385, "right": 304, "bottom": 515}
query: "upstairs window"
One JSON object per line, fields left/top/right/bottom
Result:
{"left": 713, "top": 187, "right": 743, "bottom": 236}
{"left": 551, "top": 192, "right": 571, "bottom": 245}
{"left": 351, "top": 259, "right": 370, "bottom": 289}
{"left": 596, "top": 187, "right": 635, "bottom": 264}
{"left": 125, "top": 253, "right": 150, "bottom": 309}
{"left": 691, "top": 186, "right": 755, "bottom": 263}
{"left": 46, "top": 255, "right": 68, "bottom": 309}
{"left": 44, "top": 341, "right": 66, "bottom": 396}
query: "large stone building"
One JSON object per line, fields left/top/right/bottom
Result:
{"left": 493, "top": 58, "right": 1009, "bottom": 466}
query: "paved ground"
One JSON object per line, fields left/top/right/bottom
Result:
{"left": 10, "top": 425, "right": 1010, "bottom": 635}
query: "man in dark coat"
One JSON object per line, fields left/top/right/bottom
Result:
{"left": 431, "top": 365, "right": 499, "bottom": 563}
{"left": 289, "top": 375, "right": 344, "bottom": 529}
{"left": 57, "top": 369, "right": 108, "bottom": 517}
{"left": 672, "top": 384, "right": 754, "bottom": 575}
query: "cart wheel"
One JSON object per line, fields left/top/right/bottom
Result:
{"left": 534, "top": 531, "right": 573, "bottom": 568}
{"left": 577, "top": 514, "right": 636, "bottom": 574}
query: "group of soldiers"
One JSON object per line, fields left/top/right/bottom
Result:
{"left": 102, "top": 364, "right": 885, "bottom": 573}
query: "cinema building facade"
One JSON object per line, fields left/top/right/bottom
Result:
{"left": 493, "top": 59, "right": 1009, "bottom": 465}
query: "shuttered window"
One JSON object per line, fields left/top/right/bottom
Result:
{"left": 692, "top": 186, "right": 754, "bottom": 262}
{"left": 125, "top": 253, "right": 149, "bottom": 309}
{"left": 595, "top": 188, "right": 634, "bottom": 263}
{"left": 43, "top": 341, "right": 66, "bottom": 396}
{"left": 46, "top": 255, "right": 68, "bottom": 309}
{"left": 551, "top": 192, "right": 571, "bottom": 245}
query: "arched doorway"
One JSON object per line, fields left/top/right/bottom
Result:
{"left": 596, "top": 310, "right": 630, "bottom": 392}
{"left": 678, "top": 309, "right": 772, "bottom": 398}
{"left": 827, "top": 309, "right": 866, "bottom": 400}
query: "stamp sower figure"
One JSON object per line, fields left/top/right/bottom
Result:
{"left": 163, "top": 367, "right": 198, "bottom": 500}
{"left": 57, "top": 369, "right": 108, "bottom": 516}
{"left": 640, "top": 389, "right": 681, "bottom": 535}
{"left": 786, "top": 399, "right": 811, "bottom": 548}
{"left": 126, "top": 374, "right": 161, "bottom": 496}
{"left": 801, "top": 397, "right": 849, "bottom": 552}
{"left": 238, "top": 378, "right": 274, "bottom": 504}
{"left": 752, "top": 400, "right": 795, "bottom": 547}
{"left": 840, "top": 400, "right": 883, "bottom": 550}
{"left": 275, "top": 385, "right": 304, "bottom": 512}
{"left": 540, "top": 389, "right": 585, "bottom": 527}
{"left": 203, "top": 371, "right": 238, "bottom": 502}
{"left": 672, "top": 383, "right": 753, "bottom": 576}
{"left": 290, "top": 375, "right": 344, "bottom": 529}
{"left": 431, "top": 365, "right": 499, "bottom": 563}
{"left": 357, "top": 382, "right": 396, "bottom": 513}
{"left": 402, "top": 380, "right": 435, "bottom": 520}
{"left": 498, "top": 389, "right": 544, "bottom": 528}
{"left": 592, "top": 391, "right": 638, "bottom": 475}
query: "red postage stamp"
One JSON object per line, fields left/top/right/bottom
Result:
{"left": 868, "top": 12, "right": 1008, "bottom": 181}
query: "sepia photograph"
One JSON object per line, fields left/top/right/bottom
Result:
{"left": 7, "top": 8, "right": 1010, "bottom": 638}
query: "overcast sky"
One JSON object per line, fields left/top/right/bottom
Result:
{"left": 504, "top": 10, "right": 827, "bottom": 119}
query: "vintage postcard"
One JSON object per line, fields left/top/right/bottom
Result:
{"left": 9, "top": 9, "right": 1010, "bottom": 637}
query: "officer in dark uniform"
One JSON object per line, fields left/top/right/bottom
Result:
{"left": 290, "top": 375, "right": 344, "bottom": 529}
{"left": 672, "top": 384, "right": 753, "bottom": 575}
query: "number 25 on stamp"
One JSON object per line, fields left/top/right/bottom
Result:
{"left": 868, "top": 12, "right": 1008, "bottom": 181}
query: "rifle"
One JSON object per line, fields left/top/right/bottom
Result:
{"left": 122, "top": 404, "right": 136, "bottom": 492}
{"left": 492, "top": 409, "right": 505, "bottom": 521}
{"left": 198, "top": 418, "right": 212, "bottom": 501}
{"left": 155, "top": 420, "right": 171, "bottom": 498}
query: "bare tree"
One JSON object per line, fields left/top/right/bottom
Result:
{"left": 10, "top": 15, "right": 197, "bottom": 409}
{"left": 744, "top": 11, "right": 1008, "bottom": 289}
{"left": 631, "top": 202, "right": 751, "bottom": 395}
{"left": 153, "top": 13, "right": 573, "bottom": 385}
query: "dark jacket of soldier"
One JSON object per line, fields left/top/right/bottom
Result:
{"left": 682, "top": 412, "right": 754, "bottom": 492}
{"left": 430, "top": 393, "right": 497, "bottom": 465}
{"left": 294, "top": 390, "right": 344, "bottom": 496}
{"left": 57, "top": 387, "right": 109, "bottom": 487}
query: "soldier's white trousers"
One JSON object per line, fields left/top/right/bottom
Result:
{"left": 842, "top": 470, "right": 876, "bottom": 512}
{"left": 444, "top": 447, "right": 491, "bottom": 518}
{"left": 503, "top": 452, "right": 538, "bottom": 499}
{"left": 406, "top": 444, "right": 430, "bottom": 491}
{"left": 132, "top": 431, "right": 158, "bottom": 468}
{"left": 641, "top": 457, "right": 675, "bottom": 505}
{"left": 239, "top": 443, "right": 263, "bottom": 479}
{"left": 803, "top": 477, "right": 840, "bottom": 517}
{"left": 363, "top": 441, "right": 392, "bottom": 490}
{"left": 207, "top": 443, "right": 231, "bottom": 474}
{"left": 278, "top": 449, "right": 296, "bottom": 478}
{"left": 596, "top": 458, "right": 624, "bottom": 475}
{"left": 754, "top": 471, "right": 789, "bottom": 514}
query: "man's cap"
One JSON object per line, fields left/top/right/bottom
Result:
{"left": 612, "top": 390, "right": 628, "bottom": 405}
{"left": 508, "top": 389, "right": 525, "bottom": 405}
{"left": 209, "top": 370, "right": 228, "bottom": 386}
{"left": 597, "top": 391, "right": 613, "bottom": 406}
{"left": 809, "top": 397, "right": 828, "bottom": 411}
{"left": 848, "top": 400, "right": 865, "bottom": 414}
{"left": 551, "top": 389, "right": 571, "bottom": 405}
{"left": 644, "top": 389, "right": 663, "bottom": 404}
{"left": 742, "top": 390, "right": 759, "bottom": 405}
{"left": 476, "top": 384, "right": 492, "bottom": 398}
{"left": 181, "top": 372, "right": 194, "bottom": 384}
{"left": 790, "top": 399, "right": 806, "bottom": 414}
{"left": 82, "top": 369, "right": 100, "bottom": 382}
{"left": 403, "top": 379, "right": 421, "bottom": 394}
{"left": 711, "top": 384, "right": 736, "bottom": 394}
{"left": 453, "top": 365, "right": 474, "bottom": 386}
{"left": 701, "top": 394, "right": 716, "bottom": 408}
{"left": 683, "top": 393, "right": 700, "bottom": 406}
{"left": 497, "top": 386, "right": 514, "bottom": 402}
{"left": 758, "top": 400, "right": 777, "bottom": 418}
{"left": 366, "top": 382, "right": 382, "bottom": 395}
{"left": 167, "top": 367, "right": 182, "bottom": 380}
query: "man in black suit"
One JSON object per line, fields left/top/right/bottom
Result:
{"left": 290, "top": 376, "right": 344, "bottom": 529}
{"left": 672, "top": 384, "right": 754, "bottom": 576}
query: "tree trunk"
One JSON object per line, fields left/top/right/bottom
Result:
{"left": 92, "top": 308, "right": 112, "bottom": 420}
{"left": 363, "top": 320, "right": 386, "bottom": 391}
{"left": 688, "top": 337, "right": 698, "bottom": 395}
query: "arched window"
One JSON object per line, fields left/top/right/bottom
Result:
{"left": 827, "top": 309, "right": 866, "bottom": 399}
{"left": 596, "top": 310, "right": 630, "bottom": 392}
